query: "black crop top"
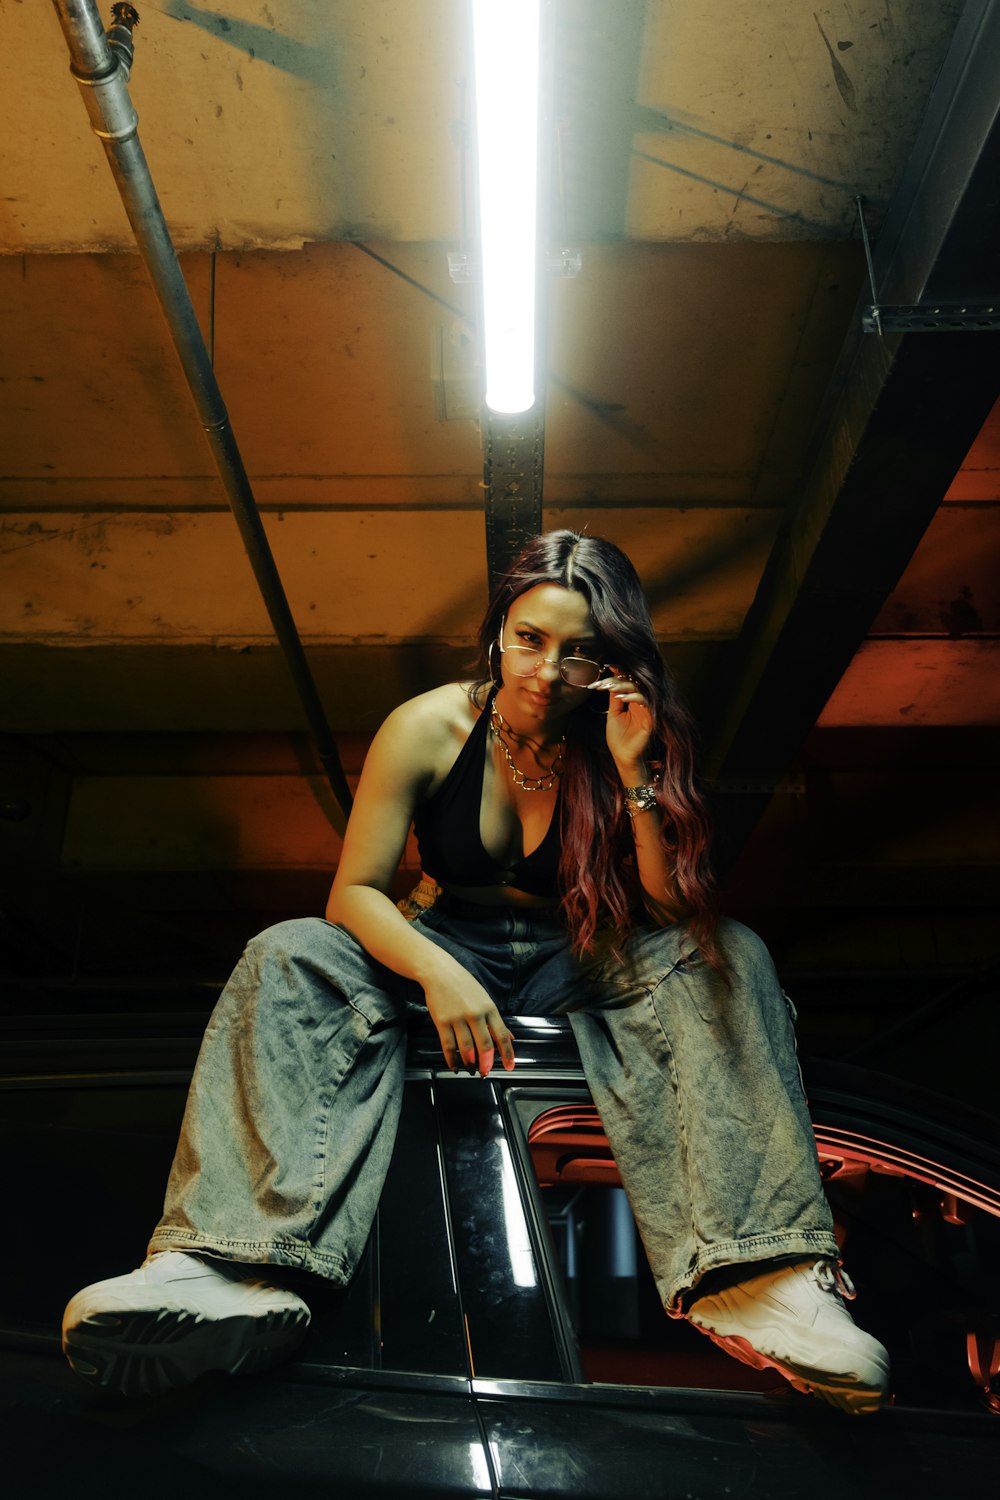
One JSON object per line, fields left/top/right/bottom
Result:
{"left": 412, "top": 691, "right": 562, "bottom": 897}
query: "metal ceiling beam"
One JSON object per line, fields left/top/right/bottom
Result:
{"left": 482, "top": 409, "right": 546, "bottom": 590}
{"left": 702, "top": 0, "right": 1000, "bottom": 862}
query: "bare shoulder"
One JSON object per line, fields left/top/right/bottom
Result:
{"left": 380, "top": 681, "right": 479, "bottom": 741}
{"left": 371, "top": 681, "right": 485, "bottom": 789}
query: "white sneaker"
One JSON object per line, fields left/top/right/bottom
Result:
{"left": 687, "top": 1258, "right": 889, "bottom": 1415}
{"left": 62, "top": 1251, "right": 310, "bottom": 1397}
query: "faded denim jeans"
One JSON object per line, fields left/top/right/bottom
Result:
{"left": 149, "top": 897, "right": 839, "bottom": 1312}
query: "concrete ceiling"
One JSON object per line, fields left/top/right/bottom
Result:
{"left": 5, "top": 1, "right": 964, "bottom": 251}
{"left": 1, "top": 1, "right": 998, "bottom": 1041}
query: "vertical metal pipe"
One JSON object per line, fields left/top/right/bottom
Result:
{"left": 50, "top": 0, "right": 353, "bottom": 817}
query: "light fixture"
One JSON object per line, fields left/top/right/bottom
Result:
{"left": 471, "top": 0, "right": 541, "bottom": 415}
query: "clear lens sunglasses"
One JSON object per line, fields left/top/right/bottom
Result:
{"left": 496, "top": 618, "right": 611, "bottom": 687}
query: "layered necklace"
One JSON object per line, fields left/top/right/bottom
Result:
{"left": 489, "top": 699, "right": 565, "bottom": 792}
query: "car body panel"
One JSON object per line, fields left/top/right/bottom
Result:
{"left": 2, "top": 1015, "right": 999, "bottom": 1497}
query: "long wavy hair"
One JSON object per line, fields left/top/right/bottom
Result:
{"left": 474, "top": 531, "right": 721, "bottom": 967}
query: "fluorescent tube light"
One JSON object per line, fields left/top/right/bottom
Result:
{"left": 472, "top": 0, "right": 540, "bottom": 414}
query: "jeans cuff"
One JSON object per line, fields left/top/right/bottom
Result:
{"left": 666, "top": 1229, "right": 841, "bottom": 1315}
{"left": 147, "top": 1226, "right": 355, "bottom": 1284}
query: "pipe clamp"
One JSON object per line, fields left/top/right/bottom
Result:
{"left": 72, "top": 62, "right": 138, "bottom": 143}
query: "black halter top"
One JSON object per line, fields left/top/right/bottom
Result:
{"left": 412, "top": 692, "right": 562, "bottom": 897}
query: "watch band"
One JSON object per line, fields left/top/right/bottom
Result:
{"left": 623, "top": 782, "right": 658, "bottom": 816}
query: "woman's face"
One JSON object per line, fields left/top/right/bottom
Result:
{"left": 497, "top": 583, "right": 600, "bottom": 726}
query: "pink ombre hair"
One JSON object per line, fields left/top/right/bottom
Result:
{"left": 475, "top": 531, "right": 721, "bottom": 968}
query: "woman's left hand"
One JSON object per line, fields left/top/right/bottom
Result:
{"left": 590, "top": 672, "right": 653, "bottom": 770}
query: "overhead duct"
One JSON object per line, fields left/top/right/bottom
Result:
{"left": 51, "top": 0, "right": 353, "bottom": 818}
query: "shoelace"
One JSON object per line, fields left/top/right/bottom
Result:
{"left": 813, "top": 1259, "right": 858, "bottom": 1301}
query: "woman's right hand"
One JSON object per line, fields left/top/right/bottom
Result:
{"left": 422, "top": 957, "right": 516, "bottom": 1077}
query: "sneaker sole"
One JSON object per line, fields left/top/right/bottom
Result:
{"left": 63, "top": 1303, "right": 310, "bottom": 1397}
{"left": 690, "top": 1319, "right": 888, "bottom": 1416}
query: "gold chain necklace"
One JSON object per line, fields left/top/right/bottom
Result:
{"left": 489, "top": 701, "right": 565, "bottom": 792}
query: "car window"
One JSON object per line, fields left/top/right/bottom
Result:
{"left": 507, "top": 1088, "right": 1000, "bottom": 1412}
{"left": 436, "top": 1077, "right": 567, "bottom": 1383}
{"left": 375, "top": 1080, "right": 469, "bottom": 1375}
{"left": 226, "top": 1078, "right": 470, "bottom": 1378}
{"left": 0, "top": 1076, "right": 468, "bottom": 1380}
{"left": 508, "top": 1090, "right": 778, "bottom": 1392}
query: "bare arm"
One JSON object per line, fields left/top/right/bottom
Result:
{"left": 615, "top": 757, "right": 687, "bottom": 925}
{"left": 596, "top": 677, "right": 687, "bottom": 926}
{"left": 326, "top": 691, "right": 515, "bottom": 1076}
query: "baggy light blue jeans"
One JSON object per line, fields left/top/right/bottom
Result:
{"left": 149, "top": 898, "right": 839, "bottom": 1312}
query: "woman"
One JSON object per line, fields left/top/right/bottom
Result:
{"left": 62, "top": 531, "right": 888, "bottom": 1413}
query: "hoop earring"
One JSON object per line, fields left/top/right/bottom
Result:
{"left": 488, "top": 640, "right": 503, "bottom": 684}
